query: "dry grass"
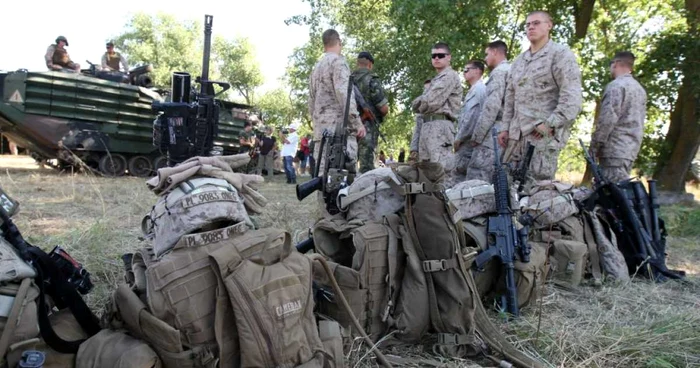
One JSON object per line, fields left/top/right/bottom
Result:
{"left": 1, "top": 155, "right": 699, "bottom": 368}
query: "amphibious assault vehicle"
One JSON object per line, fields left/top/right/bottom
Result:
{"left": 0, "top": 68, "right": 251, "bottom": 176}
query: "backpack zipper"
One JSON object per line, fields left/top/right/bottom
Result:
{"left": 230, "top": 274, "right": 280, "bottom": 366}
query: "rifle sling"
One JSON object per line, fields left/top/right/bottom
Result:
{"left": 28, "top": 247, "right": 101, "bottom": 354}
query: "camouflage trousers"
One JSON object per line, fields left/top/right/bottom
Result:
{"left": 358, "top": 121, "right": 379, "bottom": 174}
{"left": 504, "top": 136, "right": 560, "bottom": 190}
{"left": 466, "top": 143, "right": 502, "bottom": 182}
{"left": 419, "top": 119, "right": 455, "bottom": 172}
{"left": 313, "top": 136, "right": 358, "bottom": 220}
{"left": 600, "top": 157, "right": 633, "bottom": 184}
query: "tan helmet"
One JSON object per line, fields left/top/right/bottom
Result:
{"left": 55, "top": 35, "right": 69, "bottom": 46}
{"left": 141, "top": 177, "right": 253, "bottom": 257}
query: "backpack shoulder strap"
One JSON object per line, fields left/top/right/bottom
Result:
{"left": 382, "top": 214, "right": 402, "bottom": 322}
{"left": 582, "top": 211, "right": 603, "bottom": 284}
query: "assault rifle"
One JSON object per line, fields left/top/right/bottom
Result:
{"left": 579, "top": 139, "right": 684, "bottom": 281}
{"left": 152, "top": 15, "right": 231, "bottom": 167}
{"left": 0, "top": 185, "right": 100, "bottom": 354}
{"left": 474, "top": 128, "right": 531, "bottom": 317}
{"left": 511, "top": 143, "right": 535, "bottom": 193}
{"left": 352, "top": 84, "right": 386, "bottom": 144}
{"left": 296, "top": 75, "right": 357, "bottom": 215}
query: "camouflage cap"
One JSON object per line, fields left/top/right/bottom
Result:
{"left": 358, "top": 51, "right": 374, "bottom": 64}
{"left": 142, "top": 177, "right": 253, "bottom": 257}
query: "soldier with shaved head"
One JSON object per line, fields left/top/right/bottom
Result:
{"left": 498, "top": 10, "right": 583, "bottom": 189}
{"left": 590, "top": 51, "right": 647, "bottom": 183}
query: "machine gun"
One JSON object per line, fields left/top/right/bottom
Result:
{"left": 0, "top": 185, "right": 100, "bottom": 354}
{"left": 473, "top": 128, "right": 531, "bottom": 318}
{"left": 84, "top": 60, "right": 154, "bottom": 87}
{"left": 296, "top": 75, "right": 357, "bottom": 215}
{"left": 152, "top": 14, "right": 231, "bottom": 167}
{"left": 579, "top": 139, "right": 684, "bottom": 281}
{"left": 352, "top": 84, "right": 386, "bottom": 144}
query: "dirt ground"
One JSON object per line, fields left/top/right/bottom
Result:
{"left": 1, "top": 155, "right": 698, "bottom": 367}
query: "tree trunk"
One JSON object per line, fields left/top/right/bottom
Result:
{"left": 651, "top": 0, "right": 700, "bottom": 193}
{"left": 652, "top": 84, "right": 700, "bottom": 192}
{"left": 574, "top": 0, "right": 596, "bottom": 40}
{"left": 579, "top": 98, "right": 601, "bottom": 186}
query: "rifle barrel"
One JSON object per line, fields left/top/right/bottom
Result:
{"left": 200, "top": 15, "right": 213, "bottom": 95}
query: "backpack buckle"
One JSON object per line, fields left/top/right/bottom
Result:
{"left": 437, "top": 333, "right": 471, "bottom": 345}
{"left": 422, "top": 259, "right": 455, "bottom": 272}
{"left": 405, "top": 183, "right": 425, "bottom": 194}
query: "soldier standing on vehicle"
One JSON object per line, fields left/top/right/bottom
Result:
{"left": 102, "top": 41, "right": 129, "bottom": 73}
{"left": 498, "top": 11, "right": 583, "bottom": 187}
{"left": 590, "top": 51, "right": 647, "bottom": 183}
{"left": 410, "top": 42, "right": 463, "bottom": 170}
{"left": 451, "top": 60, "right": 487, "bottom": 184}
{"left": 351, "top": 51, "right": 389, "bottom": 173}
{"left": 45, "top": 36, "right": 80, "bottom": 73}
{"left": 308, "top": 29, "right": 366, "bottom": 216}
{"left": 467, "top": 40, "right": 511, "bottom": 181}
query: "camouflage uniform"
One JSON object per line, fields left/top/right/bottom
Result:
{"left": 452, "top": 79, "right": 487, "bottom": 183}
{"left": 467, "top": 61, "right": 511, "bottom": 181}
{"left": 410, "top": 113, "right": 423, "bottom": 154}
{"left": 501, "top": 40, "right": 582, "bottom": 187}
{"left": 411, "top": 66, "right": 463, "bottom": 170}
{"left": 351, "top": 67, "right": 388, "bottom": 173}
{"left": 591, "top": 73, "right": 647, "bottom": 183}
{"left": 308, "top": 52, "right": 363, "bottom": 218}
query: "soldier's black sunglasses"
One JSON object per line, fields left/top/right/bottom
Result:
{"left": 431, "top": 53, "right": 449, "bottom": 59}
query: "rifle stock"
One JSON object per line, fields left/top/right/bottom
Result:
{"left": 352, "top": 84, "right": 387, "bottom": 143}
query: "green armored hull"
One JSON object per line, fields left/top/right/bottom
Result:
{"left": 0, "top": 70, "right": 250, "bottom": 176}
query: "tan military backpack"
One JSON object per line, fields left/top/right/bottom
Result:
{"left": 104, "top": 170, "right": 343, "bottom": 368}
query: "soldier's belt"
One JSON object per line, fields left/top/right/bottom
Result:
{"left": 423, "top": 114, "right": 454, "bottom": 123}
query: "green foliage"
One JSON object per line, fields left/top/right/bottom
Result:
{"left": 111, "top": 12, "right": 204, "bottom": 88}
{"left": 255, "top": 88, "right": 297, "bottom": 131}
{"left": 213, "top": 36, "right": 264, "bottom": 105}
{"left": 660, "top": 204, "right": 700, "bottom": 238}
{"left": 111, "top": 12, "right": 265, "bottom": 106}
{"left": 284, "top": 0, "right": 693, "bottom": 178}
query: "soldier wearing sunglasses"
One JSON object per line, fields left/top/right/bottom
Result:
{"left": 410, "top": 42, "right": 463, "bottom": 170}
{"left": 498, "top": 10, "right": 583, "bottom": 189}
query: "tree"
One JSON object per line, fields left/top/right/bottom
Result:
{"left": 646, "top": 0, "right": 700, "bottom": 192}
{"left": 111, "top": 12, "right": 204, "bottom": 88}
{"left": 111, "top": 12, "right": 265, "bottom": 105}
{"left": 256, "top": 88, "right": 297, "bottom": 130}
{"left": 213, "top": 36, "right": 264, "bottom": 105}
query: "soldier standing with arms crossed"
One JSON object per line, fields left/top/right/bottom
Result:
{"left": 589, "top": 51, "right": 647, "bottom": 183}
{"left": 351, "top": 51, "right": 389, "bottom": 173}
{"left": 498, "top": 11, "right": 583, "bottom": 188}
{"left": 410, "top": 42, "right": 463, "bottom": 170}
{"left": 467, "top": 41, "right": 511, "bottom": 181}
{"left": 308, "top": 29, "right": 366, "bottom": 218}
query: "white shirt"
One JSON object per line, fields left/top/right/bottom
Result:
{"left": 281, "top": 131, "right": 299, "bottom": 157}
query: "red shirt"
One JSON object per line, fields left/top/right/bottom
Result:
{"left": 300, "top": 137, "right": 310, "bottom": 156}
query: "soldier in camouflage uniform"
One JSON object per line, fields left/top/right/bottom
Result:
{"left": 308, "top": 29, "right": 366, "bottom": 218}
{"left": 590, "top": 51, "right": 647, "bottom": 183}
{"left": 498, "top": 11, "right": 583, "bottom": 188}
{"left": 409, "top": 79, "right": 432, "bottom": 162}
{"left": 451, "top": 60, "right": 487, "bottom": 184}
{"left": 467, "top": 41, "right": 511, "bottom": 182}
{"left": 410, "top": 42, "right": 463, "bottom": 170}
{"left": 351, "top": 51, "right": 389, "bottom": 173}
